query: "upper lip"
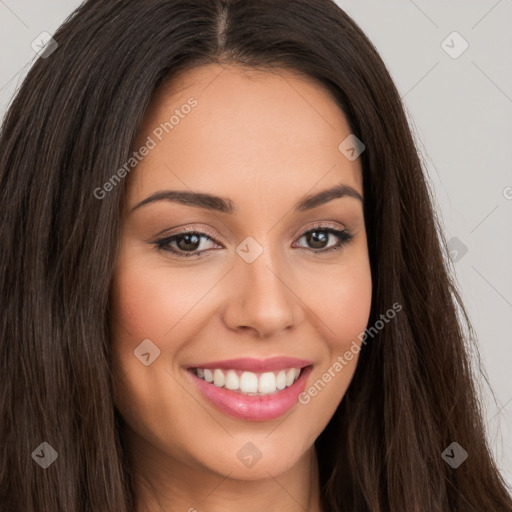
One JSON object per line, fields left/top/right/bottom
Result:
{"left": 188, "top": 356, "right": 313, "bottom": 373}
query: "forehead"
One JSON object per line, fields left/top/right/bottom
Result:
{"left": 127, "top": 63, "right": 363, "bottom": 208}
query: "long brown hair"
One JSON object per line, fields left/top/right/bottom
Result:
{"left": 1, "top": 0, "right": 510, "bottom": 510}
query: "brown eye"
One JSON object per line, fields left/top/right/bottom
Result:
{"left": 174, "top": 233, "right": 202, "bottom": 252}
{"left": 155, "top": 231, "right": 218, "bottom": 258}
{"left": 303, "top": 230, "right": 330, "bottom": 250}
{"left": 294, "top": 227, "right": 354, "bottom": 253}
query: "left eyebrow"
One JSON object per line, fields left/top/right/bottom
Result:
{"left": 295, "top": 183, "right": 363, "bottom": 211}
{"left": 129, "top": 183, "right": 363, "bottom": 214}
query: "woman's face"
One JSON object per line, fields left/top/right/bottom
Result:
{"left": 111, "top": 63, "right": 372, "bottom": 481}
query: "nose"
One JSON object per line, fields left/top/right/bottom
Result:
{"left": 222, "top": 246, "right": 305, "bottom": 338}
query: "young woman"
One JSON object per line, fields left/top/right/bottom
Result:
{"left": 1, "top": 0, "right": 510, "bottom": 510}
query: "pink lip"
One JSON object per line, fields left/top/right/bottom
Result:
{"left": 187, "top": 356, "right": 312, "bottom": 373}
{"left": 186, "top": 365, "right": 313, "bottom": 421}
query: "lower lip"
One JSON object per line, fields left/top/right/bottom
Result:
{"left": 186, "top": 366, "right": 313, "bottom": 421}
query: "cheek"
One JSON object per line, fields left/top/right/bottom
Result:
{"left": 109, "top": 251, "right": 181, "bottom": 402}
{"left": 109, "top": 256, "right": 205, "bottom": 460}
{"left": 330, "top": 268, "right": 372, "bottom": 371}
{"left": 111, "top": 269, "right": 169, "bottom": 342}
{"left": 302, "top": 251, "right": 372, "bottom": 348}
{"left": 109, "top": 248, "right": 224, "bottom": 412}
{"left": 296, "top": 252, "right": 372, "bottom": 411}
{"left": 322, "top": 277, "right": 372, "bottom": 337}
{"left": 110, "top": 253, "right": 210, "bottom": 346}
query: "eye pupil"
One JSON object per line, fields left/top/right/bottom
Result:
{"left": 177, "top": 233, "right": 201, "bottom": 251}
{"left": 307, "top": 231, "right": 328, "bottom": 249}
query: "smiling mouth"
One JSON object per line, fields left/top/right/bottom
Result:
{"left": 186, "top": 363, "right": 313, "bottom": 421}
{"left": 189, "top": 366, "right": 306, "bottom": 396}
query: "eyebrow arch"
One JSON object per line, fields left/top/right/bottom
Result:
{"left": 129, "top": 183, "right": 363, "bottom": 214}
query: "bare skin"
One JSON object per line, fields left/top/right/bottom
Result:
{"left": 110, "top": 63, "right": 372, "bottom": 512}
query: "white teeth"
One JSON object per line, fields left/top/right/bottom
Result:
{"left": 240, "top": 371, "right": 258, "bottom": 393}
{"left": 258, "top": 372, "right": 276, "bottom": 394}
{"left": 285, "top": 368, "right": 296, "bottom": 387}
{"left": 276, "top": 370, "right": 287, "bottom": 390}
{"left": 224, "top": 370, "right": 239, "bottom": 390}
{"left": 213, "top": 369, "right": 225, "bottom": 387}
{"left": 193, "top": 367, "right": 303, "bottom": 395}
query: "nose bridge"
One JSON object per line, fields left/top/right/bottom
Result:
{"left": 223, "top": 235, "right": 302, "bottom": 336}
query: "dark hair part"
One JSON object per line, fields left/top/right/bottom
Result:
{"left": 1, "top": 0, "right": 510, "bottom": 510}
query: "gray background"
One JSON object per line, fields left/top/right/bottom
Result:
{"left": 1, "top": 0, "right": 511, "bottom": 488}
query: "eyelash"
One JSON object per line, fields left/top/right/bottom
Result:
{"left": 153, "top": 224, "right": 354, "bottom": 259}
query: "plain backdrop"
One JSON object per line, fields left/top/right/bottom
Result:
{"left": 1, "top": 0, "right": 511, "bottom": 488}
